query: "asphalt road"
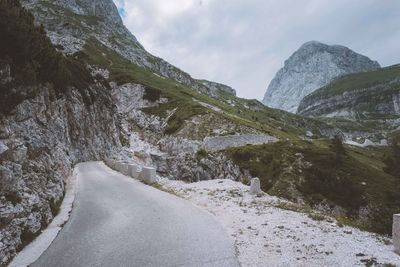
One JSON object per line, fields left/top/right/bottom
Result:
{"left": 32, "top": 162, "right": 239, "bottom": 267}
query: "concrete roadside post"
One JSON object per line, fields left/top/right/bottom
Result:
{"left": 250, "top": 178, "right": 261, "bottom": 195}
{"left": 140, "top": 167, "right": 157, "bottom": 184}
{"left": 128, "top": 164, "right": 140, "bottom": 179}
{"left": 121, "top": 163, "right": 129, "bottom": 176}
{"left": 394, "top": 214, "right": 400, "bottom": 255}
{"left": 114, "top": 162, "right": 121, "bottom": 172}
{"left": 116, "top": 162, "right": 124, "bottom": 173}
{"left": 109, "top": 160, "right": 116, "bottom": 170}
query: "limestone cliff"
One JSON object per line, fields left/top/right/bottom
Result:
{"left": 263, "top": 41, "right": 380, "bottom": 113}
{"left": 20, "top": 0, "right": 236, "bottom": 96}
{"left": 0, "top": 61, "right": 123, "bottom": 264}
{"left": 298, "top": 65, "right": 400, "bottom": 120}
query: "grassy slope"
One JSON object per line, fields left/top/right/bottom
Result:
{"left": 225, "top": 141, "right": 400, "bottom": 235}
{"left": 79, "top": 37, "right": 399, "bottom": 235}
{"left": 80, "top": 38, "right": 333, "bottom": 139}
{"left": 306, "top": 64, "right": 400, "bottom": 99}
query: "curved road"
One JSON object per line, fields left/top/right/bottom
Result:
{"left": 32, "top": 162, "right": 239, "bottom": 267}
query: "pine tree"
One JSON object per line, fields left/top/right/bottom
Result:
{"left": 384, "top": 133, "right": 400, "bottom": 178}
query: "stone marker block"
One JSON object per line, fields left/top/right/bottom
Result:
{"left": 139, "top": 167, "right": 157, "bottom": 184}
{"left": 114, "top": 162, "right": 121, "bottom": 171}
{"left": 394, "top": 214, "right": 400, "bottom": 255}
{"left": 116, "top": 162, "right": 125, "bottom": 173}
{"left": 121, "top": 163, "right": 129, "bottom": 175}
{"left": 110, "top": 160, "right": 116, "bottom": 170}
{"left": 128, "top": 164, "right": 140, "bottom": 179}
{"left": 106, "top": 159, "right": 114, "bottom": 169}
{"left": 250, "top": 178, "right": 261, "bottom": 195}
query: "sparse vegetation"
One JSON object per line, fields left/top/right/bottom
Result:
{"left": 0, "top": 0, "right": 95, "bottom": 114}
{"left": 195, "top": 149, "right": 208, "bottom": 160}
{"left": 383, "top": 132, "right": 400, "bottom": 178}
{"left": 143, "top": 86, "right": 161, "bottom": 102}
{"left": 307, "top": 64, "right": 400, "bottom": 99}
{"left": 226, "top": 140, "right": 400, "bottom": 235}
{"left": 331, "top": 134, "right": 346, "bottom": 163}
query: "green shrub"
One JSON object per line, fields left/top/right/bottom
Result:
{"left": 0, "top": 0, "right": 94, "bottom": 113}
{"left": 195, "top": 149, "right": 208, "bottom": 161}
{"left": 331, "top": 134, "right": 346, "bottom": 163}
{"left": 143, "top": 86, "right": 161, "bottom": 102}
{"left": 383, "top": 132, "right": 400, "bottom": 178}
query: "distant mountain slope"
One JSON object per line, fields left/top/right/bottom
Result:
{"left": 20, "top": 0, "right": 236, "bottom": 96}
{"left": 297, "top": 65, "right": 400, "bottom": 119}
{"left": 2, "top": 2, "right": 400, "bottom": 265}
{"left": 263, "top": 41, "right": 380, "bottom": 113}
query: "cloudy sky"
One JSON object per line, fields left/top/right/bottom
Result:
{"left": 113, "top": 0, "right": 400, "bottom": 100}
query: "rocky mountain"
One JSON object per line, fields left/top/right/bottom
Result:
{"left": 2, "top": 1, "right": 400, "bottom": 265}
{"left": 0, "top": 1, "right": 127, "bottom": 263}
{"left": 263, "top": 41, "right": 380, "bottom": 113}
{"left": 298, "top": 65, "right": 400, "bottom": 119}
{"left": 197, "top": 80, "right": 237, "bottom": 96}
{"left": 20, "top": 0, "right": 236, "bottom": 97}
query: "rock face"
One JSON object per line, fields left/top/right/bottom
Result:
{"left": 20, "top": 0, "right": 235, "bottom": 96}
{"left": 198, "top": 80, "right": 237, "bottom": 96}
{"left": 262, "top": 41, "right": 380, "bottom": 113}
{"left": 297, "top": 65, "right": 400, "bottom": 119}
{"left": 203, "top": 135, "right": 278, "bottom": 152}
{"left": 0, "top": 63, "right": 123, "bottom": 264}
{"left": 298, "top": 78, "right": 400, "bottom": 119}
{"left": 110, "top": 83, "right": 252, "bottom": 183}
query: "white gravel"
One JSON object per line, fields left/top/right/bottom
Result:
{"left": 158, "top": 178, "right": 400, "bottom": 267}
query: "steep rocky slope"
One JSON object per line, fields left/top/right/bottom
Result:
{"left": 0, "top": 75, "right": 123, "bottom": 266}
{"left": 20, "top": 0, "right": 236, "bottom": 97}
{"left": 298, "top": 65, "right": 400, "bottom": 119}
{"left": 0, "top": 1, "right": 124, "bottom": 264}
{"left": 2, "top": 1, "right": 400, "bottom": 265}
{"left": 263, "top": 41, "right": 380, "bottom": 113}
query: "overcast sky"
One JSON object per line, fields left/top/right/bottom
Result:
{"left": 113, "top": 0, "right": 400, "bottom": 100}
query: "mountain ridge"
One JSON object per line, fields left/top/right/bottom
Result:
{"left": 1, "top": 1, "right": 400, "bottom": 265}
{"left": 263, "top": 41, "right": 380, "bottom": 113}
{"left": 297, "top": 64, "right": 400, "bottom": 119}
{"left": 20, "top": 0, "right": 237, "bottom": 97}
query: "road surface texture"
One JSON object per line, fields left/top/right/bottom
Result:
{"left": 32, "top": 162, "right": 239, "bottom": 267}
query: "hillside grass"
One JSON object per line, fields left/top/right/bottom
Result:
{"left": 305, "top": 64, "right": 400, "bottom": 99}
{"left": 225, "top": 140, "right": 400, "bottom": 235}
{"left": 79, "top": 37, "right": 400, "bottom": 235}
{"left": 80, "top": 37, "right": 333, "bottom": 137}
{"left": 0, "top": 0, "right": 96, "bottom": 114}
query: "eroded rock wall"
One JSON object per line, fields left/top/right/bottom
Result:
{"left": 0, "top": 83, "right": 122, "bottom": 265}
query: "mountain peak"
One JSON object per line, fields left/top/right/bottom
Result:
{"left": 262, "top": 41, "right": 380, "bottom": 113}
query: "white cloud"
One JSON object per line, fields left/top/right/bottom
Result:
{"left": 114, "top": 0, "right": 400, "bottom": 100}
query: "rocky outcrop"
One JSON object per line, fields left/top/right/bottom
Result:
{"left": 110, "top": 84, "right": 253, "bottom": 183}
{"left": 203, "top": 135, "right": 278, "bottom": 152}
{"left": 166, "top": 152, "right": 250, "bottom": 183}
{"left": 298, "top": 78, "right": 400, "bottom": 119}
{"left": 263, "top": 41, "right": 380, "bottom": 113}
{"left": 197, "top": 80, "right": 237, "bottom": 96}
{"left": 0, "top": 79, "right": 122, "bottom": 264}
{"left": 297, "top": 64, "right": 400, "bottom": 120}
{"left": 20, "top": 0, "right": 233, "bottom": 96}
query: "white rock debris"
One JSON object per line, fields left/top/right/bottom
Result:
{"left": 158, "top": 178, "right": 400, "bottom": 267}
{"left": 203, "top": 134, "right": 278, "bottom": 152}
